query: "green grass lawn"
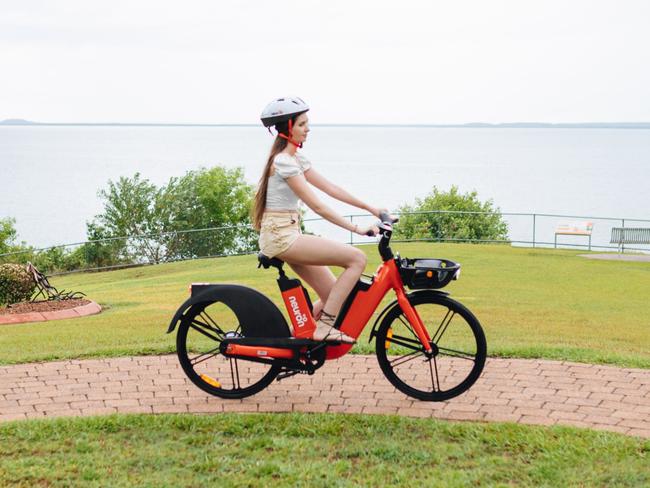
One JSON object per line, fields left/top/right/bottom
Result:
{"left": 1, "top": 413, "right": 648, "bottom": 487}
{"left": 1, "top": 243, "right": 649, "bottom": 367}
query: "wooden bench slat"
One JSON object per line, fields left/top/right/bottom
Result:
{"left": 555, "top": 230, "right": 592, "bottom": 236}
{"left": 554, "top": 221, "right": 594, "bottom": 249}
{"left": 555, "top": 222, "right": 593, "bottom": 236}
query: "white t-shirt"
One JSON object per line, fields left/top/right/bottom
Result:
{"left": 265, "top": 152, "right": 312, "bottom": 210}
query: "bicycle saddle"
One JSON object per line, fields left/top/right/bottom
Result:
{"left": 257, "top": 253, "right": 285, "bottom": 270}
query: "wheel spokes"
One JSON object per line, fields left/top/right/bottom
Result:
{"left": 190, "top": 346, "right": 221, "bottom": 366}
{"left": 432, "top": 309, "right": 455, "bottom": 343}
{"left": 390, "top": 350, "right": 425, "bottom": 368}
{"left": 428, "top": 357, "right": 441, "bottom": 392}
{"left": 229, "top": 358, "right": 241, "bottom": 390}
{"left": 189, "top": 320, "right": 222, "bottom": 342}
{"left": 397, "top": 315, "right": 420, "bottom": 341}
{"left": 199, "top": 311, "right": 226, "bottom": 337}
{"left": 433, "top": 357, "right": 440, "bottom": 391}
{"left": 437, "top": 346, "right": 477, "bottom": 362}
{"left": 387, "top": 333, "right": 423, "bottom": 352}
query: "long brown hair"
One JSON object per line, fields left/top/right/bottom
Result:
{"left": 251, "top": 119, "right": 292, "bottom": 230}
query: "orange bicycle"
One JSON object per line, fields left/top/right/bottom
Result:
{"left": 168, "top": 214, "right": 486, "bottom": 401}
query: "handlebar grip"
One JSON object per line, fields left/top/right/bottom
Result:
{"left": 379, "top": 211, "right": 399, "bottom": 225}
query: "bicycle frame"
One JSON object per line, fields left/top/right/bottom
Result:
{"left": 325, "top": 257, "right": 432, "bottom": 359}
{"left": 225, "top": 223, "right": 434, "bottom": 362}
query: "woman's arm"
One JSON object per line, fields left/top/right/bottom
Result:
{"left": 286, "top": 174, "right": 371, "bottom": 234}
{"left": 304, "top": 168, "right": 380, "bottom": 217}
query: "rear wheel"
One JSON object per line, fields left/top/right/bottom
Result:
{"left": 176, "top": 301, "right": 282, "bottom": 399}
{"left": 375, "top": 292, "right": 486, "bottom": 401}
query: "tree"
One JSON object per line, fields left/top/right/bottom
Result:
{"left": 88, "top": 166, "right": 255, "bottom": 265}
{"left": 77, "top": 222, "right": 129, "bottom": 270}
{"left": 91, "top": 173, "right": 169, "bottom": 264}
{"left": 394, "top": 186, "right": 509, "bottom": 242}
{"left": 0, "top": 218, "right": 18, "bottom": 255}
{"left": 161, "top": 166, "right": 256, "bottom": 258}
{"left": 0, "top": 218, "right": 33, "bottom": 265}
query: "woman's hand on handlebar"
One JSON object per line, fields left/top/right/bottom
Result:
{"left": 355, "top": 224, "right": 380, "bottom": 237}
{"left": 368, "top": 207, "right": 398, "bottom": 223}
{"left": 377, "top": 208, "right": 399, "bottom": 224}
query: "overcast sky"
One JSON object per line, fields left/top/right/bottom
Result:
{"left": 2, "top": 0, "right": 649, "bottom": 124}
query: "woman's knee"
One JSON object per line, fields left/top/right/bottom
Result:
{"left": 347, "top": 248, "right": 367, "bottom": 270}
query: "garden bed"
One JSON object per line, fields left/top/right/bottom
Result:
{"left": 0, "top": 299, "right": 100, "bottom": 325}
{"left": 0, "top": 298, "right": 90, "bottom": 315}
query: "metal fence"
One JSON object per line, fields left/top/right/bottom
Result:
{"left": 0, "top": 224, "right": 259, "bottom": 275}
{"left": 1, "top": 211, "right": 648, "bottom": 275}
{"left": 334, "top": 211, "right": 650, "bottom": 252}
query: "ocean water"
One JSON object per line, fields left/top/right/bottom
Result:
{"left": 1, "top": 125, "right": 649, "bottom": 249}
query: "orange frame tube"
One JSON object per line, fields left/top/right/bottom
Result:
{"left": 225, "top": 343, "right": 295, "bottom": 360}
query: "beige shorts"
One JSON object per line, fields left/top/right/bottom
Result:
{"left": 258, "top": 211, "right": 302, "bottom": 258}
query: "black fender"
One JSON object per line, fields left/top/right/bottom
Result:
{"left": 166, "top": 284, "right": 290, "bottom": 338}
{"left": 368, "top": 289, "right": 449, "bottom": 343}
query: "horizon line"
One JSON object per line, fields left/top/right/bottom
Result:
{"left": 2, "top": 119, "right": 650, "bottom": 129}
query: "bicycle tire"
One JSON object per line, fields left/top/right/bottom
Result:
{"left": 375, "top": 292, "right": 486, "bottom": 401}
{"left": 176, "top": 302, "right": 282, "bottom": 399}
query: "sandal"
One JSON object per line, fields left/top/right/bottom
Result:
{"left": 312, "top": 311, "right": 356, "bottom": 344}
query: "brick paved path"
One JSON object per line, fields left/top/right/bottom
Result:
{"left": 1, "top": 355, "right": 648, "bottom": 438}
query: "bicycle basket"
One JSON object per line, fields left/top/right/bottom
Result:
{"left": 398, "top": 258, "right": 460, "bottom": 290}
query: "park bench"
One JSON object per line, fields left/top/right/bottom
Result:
{"left": 554, "top": 221, "right": 594, "bottom": 250}
{"left": 610, "top": 227, "right": 650, "bottom": 252}
{"left": 26, "top": 262, "right": 86, "bottom": 301}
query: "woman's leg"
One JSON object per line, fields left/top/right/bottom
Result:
{"left": 277, "top": 234, "right": 367, "bottom": 316}
{"left": 287, "top": 263, "right": 337, "bottom": 320}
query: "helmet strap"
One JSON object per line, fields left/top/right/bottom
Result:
{"left": 277, "top": 119, "right": 303, "bottom": 148}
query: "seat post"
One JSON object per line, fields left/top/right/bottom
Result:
{"left": 257, "top": 252, "right": 287, "bottom": 277}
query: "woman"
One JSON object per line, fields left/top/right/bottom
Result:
{"left": 252, "top": 96, "right": 387, "bottom": 344}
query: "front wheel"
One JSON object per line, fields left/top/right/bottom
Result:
{"left": 375, "top": 292, "right": 486, "bottom": 401}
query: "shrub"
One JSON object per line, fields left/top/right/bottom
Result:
{"left": 0, "top": 264, "right": 36, "bottom": 306}
{"left": 394, "top": 186, "right": 509, "bottom": 242}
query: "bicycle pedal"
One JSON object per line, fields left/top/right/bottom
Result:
{"left": 276, "top": 370, "right": 300, "bottom": 382}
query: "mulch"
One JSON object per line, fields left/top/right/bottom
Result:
{"left": 0, "top": 299, "right": 90, "bottom": 316}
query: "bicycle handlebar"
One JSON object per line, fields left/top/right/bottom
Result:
{"left": 360, "top": 212, "right": 399, "bottom": 237}
{"left": 379, "top": 211, "right": 399, "bottom": 226}
{"left": 376, "top": 212, "right": 399, "bottom": 261}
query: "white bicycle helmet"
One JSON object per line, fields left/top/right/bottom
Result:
{"left": 260, "top": 96, "right": 309, "bottom": 127}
